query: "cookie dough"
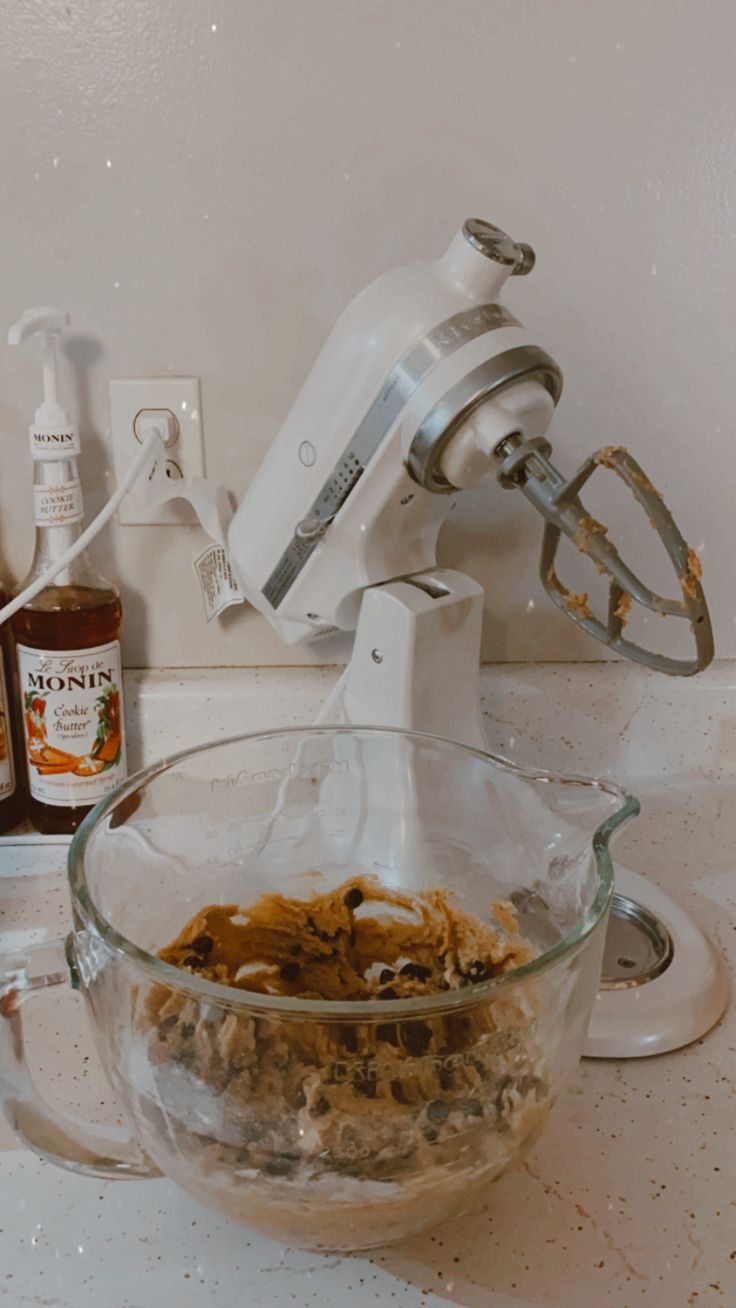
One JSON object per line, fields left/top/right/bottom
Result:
{"left": 135, "top": 877, "right": 548, "bottom": 1249}
{"left": 156, "top": 874, "right": 532, "bottom": 999}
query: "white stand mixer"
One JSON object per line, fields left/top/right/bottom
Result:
{"left": 226, "top": 218, "right": 726, "bottom": 1058}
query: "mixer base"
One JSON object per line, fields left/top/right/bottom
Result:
{"left": 584, "top": 865, "right": 728, "bottom": 1058}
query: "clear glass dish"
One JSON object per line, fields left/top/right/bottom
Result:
{"left": 0, "top": 728, "right": 637, "bottom": 1250}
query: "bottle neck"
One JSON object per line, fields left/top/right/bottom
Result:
{"left": 29, "top": 457, "right": 85, "bottom": 586}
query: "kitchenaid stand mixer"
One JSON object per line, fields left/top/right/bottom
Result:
{"left": 226, "top": 218, "right": 725, "bottom": 1057}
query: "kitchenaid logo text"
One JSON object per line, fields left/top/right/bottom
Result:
{"left": 27, "top": 654, "right": 114, "bottom": 693}
{"left": 330, "top": 1033, "right": 521, "bottom": 1086}
{"left": 430, "top": 302, "right": 517, "bottom": 350}
{"left": 210, "top": 759, "right": 350, "bottom": 790}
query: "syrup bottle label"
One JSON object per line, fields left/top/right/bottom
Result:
{"left": 0, "top": 656, "right": 16, "bottom": 800}
{"left": 33, "top": 478, "right": 84, "bottom": 526}
{"left": 16, "top": 641, "right": 126, "bottom": 806}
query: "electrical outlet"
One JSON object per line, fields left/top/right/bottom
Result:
{"left": 110, "top": 377, "right": 205, "bottom": 525}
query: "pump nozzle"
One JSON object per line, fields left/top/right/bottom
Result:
{"left": 7, "top": 306, "right": 79, "bottom": 458}
{"left": 8, "top": 306, "right": 69, "bottom": 347}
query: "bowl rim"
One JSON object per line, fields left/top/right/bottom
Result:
{"left": 68, "top": 725, "right": 639, "bottom": 1017}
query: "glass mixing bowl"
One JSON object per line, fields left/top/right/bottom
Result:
{"left": 0, "top": 728, "right": 637, "bottom": 1250}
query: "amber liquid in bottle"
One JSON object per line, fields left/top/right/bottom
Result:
{"left": 12, "top": 458, "right": 126, "bottom": 835}
{"left": 0, "top": 587, "right": 27, "bottom": 833}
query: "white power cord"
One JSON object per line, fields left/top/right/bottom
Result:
{"left": 0, "top": 427, "right": 166, "bottom": 629}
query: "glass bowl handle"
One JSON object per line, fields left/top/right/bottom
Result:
{"left": 0, "top": 935, "right": 159, "bottom": 1179}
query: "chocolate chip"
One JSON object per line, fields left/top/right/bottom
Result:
{"left": 182, "top": 955, "right": 205, "bottom": 969}
{"left": 379, "top": 986, "right": 398, "bottom": 1000}
{"left": 279, "top": 961, "right": 300, "bottom": 982}
{"left": 423, "top": 1127, "right": 439, "bottom": 1142}
{"left": 401, "top": 1021, "right": 432, "bottom": 1056}
{"left": 379, "top": 968, "right": 395, "bottom": 985}
{"left": 462, "top": 1097, "right": 484, "bottom": 1118}
{"left": 467, "top": 960, "right": 490, "bottom": 983}
{"left": 444, "top": 1012, "right": 472, "bottom": 1049}
{"left": 354, "top": 1078, "right": 377, "bottom": 1099}
{"left": 494, "top": 1075, "right": 513, "bottom": 1114}
{"left": 376, "top": 1023, "right": 399, "bottom": 1047}
{"left": 293, "top": 1089, "right": 307, "bottom": 1109}
{"left": 310, "top": 1095, "right": 330, "bottom": 1117}
{"left": 191, "top": 935, "right": 213, "bottom": 956}
{"left": 340, "top": 1024, "right": 358, "bottom": 1053}
{"left": 390, "top": 1079, "right": 410, "bottom": 1105}
{"left": 427, "top": 1099, "right": 450, "bottom": 1124}
{"left": 180, "top": 1023, "right": 195, "bottom": 1039}
{"left": 400, "top": 962, "right": 432, "bottom": 982}
{"left": 159, "top": 1014, "right": 178, "bottom": 1032}
{"left": 518, "top": 1074, "right": 543, "bottom": 1098}
{"left": 343, "top": 886, "right": 364, "bottom": 910}
{"left": 307, "top": 915, "right": 332, "bottom": 944}
{"left": 438, "top": 1066, "right": 454, "bottom": 1091}
{"left": 264, "top": 1155, "right": 299, "bottom": 1177}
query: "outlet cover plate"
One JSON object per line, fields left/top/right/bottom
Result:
{"left": 110, "top": 377, "right": 204, "bottom": 525}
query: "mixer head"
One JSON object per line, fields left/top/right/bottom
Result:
{"left": 228, "top": 217, "right": 713, "bottom": 674}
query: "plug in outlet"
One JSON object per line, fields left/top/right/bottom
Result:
{"left": 110, "top": 377, "right": 205, "bottom": 524}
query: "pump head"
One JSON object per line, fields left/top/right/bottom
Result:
{"left": 8, "top": 307, "right": 79, "bottom": 460}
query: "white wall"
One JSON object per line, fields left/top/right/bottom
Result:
{"left": 0, "top": 0, "right": 733, "bottom": 668}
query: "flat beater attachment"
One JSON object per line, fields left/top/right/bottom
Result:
{"left": 493, "top": 437, "right": 713, "bottom": 675}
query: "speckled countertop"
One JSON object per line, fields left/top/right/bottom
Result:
{"left": 1, "top": 663, "right": 734, "bottom": 1308}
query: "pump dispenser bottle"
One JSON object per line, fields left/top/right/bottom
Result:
{"left": 8, "top": 308, "right": 127, "bottom": 835}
